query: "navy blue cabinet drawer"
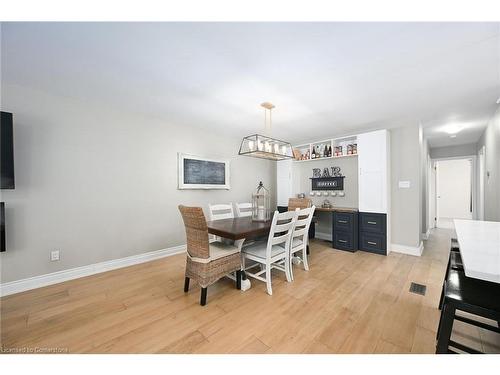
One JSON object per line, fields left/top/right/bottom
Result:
{"left": 359, "top": 213, "right": 386, "bottom": 234}
{"left": 333, "top": 212, "right": 354, "bottom": 232}
{"left": 359, "top": 232, "right": 386, "bottom": 255}
{"left": 332, "top": 211, "right": 358, "bottom": 252}
{"left": 333, "top": 231, "right": 355, "bottom": 252}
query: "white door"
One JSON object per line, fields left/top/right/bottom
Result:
{"left": 358, "top": 130, "right": 388, "bottom": 213}
{"left": 276, "top": 159, "right": 293, "bottom": 207}
{"left": 436, "top": 159, "right": 473, "bottom": 228}
{"left": 478, "top": 146, "right": 485, "bottom": 220}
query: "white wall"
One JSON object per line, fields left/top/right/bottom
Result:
{"left": 476, "top": 106, "right": 500, "bottom": 222}
{"left": 0, "top": 84, "right": 276, "bottom": 283}
{"left": 419, "top": 126, "right": 429, "bottom": 237}
{"left": 429, "top": 143, "right": 477, "bottom": 159}
{"left": 436, "top": 159, "right": 473, "bottom": 220}
{"left": 390, "top": 125, "right": 421, "bottom": 248}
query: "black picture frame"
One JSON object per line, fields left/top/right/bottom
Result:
{"left": 310, "top": 176, "right": 345, "bottom": 190}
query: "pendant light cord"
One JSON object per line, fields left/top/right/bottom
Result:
{"left": 269, "top": 107, "right": 272, "bottom": 132}
{"left": 264, "top": 107, "right": 267, "bottom": 132}
{"left": 263, "top": 106, "right": 273, "bottom": 133}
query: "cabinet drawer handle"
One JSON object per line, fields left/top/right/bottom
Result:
{"left": 367, "top": 221, "right": 377, "bottom": 225}
{"left": 367, "top": 241, "right": 377, "bottom": 245}
{"left": 338, "top": 220, "right": 348, "bottom": 224}
{"left": 338, "top": 239, "right": 347, "bottom": 243}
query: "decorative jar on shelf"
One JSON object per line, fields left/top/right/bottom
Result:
{"left": 252, "top": 181, "right": 271, "bottom": 222}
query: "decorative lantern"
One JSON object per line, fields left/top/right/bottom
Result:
{"left": 252, "top": 181, "right": 271, "bottom": 222}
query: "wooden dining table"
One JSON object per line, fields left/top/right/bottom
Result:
{"left": 206, "top": 216, "right": 272, "bottom": 283}
{"left": 206, "top": 216, "right": 272, "bottom": 241}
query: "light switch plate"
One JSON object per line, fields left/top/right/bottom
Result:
{"left": 50, "top": 250, "right": 60, "bottom": 261}
{"left": 399, "top": 180, "right": 411, "bottom": 189}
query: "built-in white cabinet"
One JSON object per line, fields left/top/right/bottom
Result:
{"left": 276, "top": 159, "right": 294, "bottom": 207}
{"left": 277, "top": 129, "right": 391, "bottom": 254}
{"left": 279, "top": 130, "right": 390, "bottom": 213}
{"left": 357, "top": 129, "right": 390, "bottom": 214}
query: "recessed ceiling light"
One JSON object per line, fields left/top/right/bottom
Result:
{"left": 496, "top": 97, "right": 500, "bottom": 104}
{"left": 450, "top": 134, "right": 457, "bottom": 138}
{"left": 442, "top": 124, "right": 466, "bottom": 134}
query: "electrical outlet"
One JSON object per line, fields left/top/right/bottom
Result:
{"left": 399, "top": 180, "right": 411, "bottom": 189}
{"left": 51, "top": 250, "right": 60, "bottom": 261}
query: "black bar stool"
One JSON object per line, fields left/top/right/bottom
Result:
{"left": 438, "top": 248, "right": 464, "bottom": 310}
{"left": 436, "top": 269, "right": 500, "bottom": 354}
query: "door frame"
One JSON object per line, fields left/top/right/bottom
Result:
{"left": 428, "top": 156, "right": 436, "bottom": 229}
{"left": 430, "top": 155, "right": 478, "bottom": 226}
{"left": 478, "top": 145, "right": 485, "bottom": 220}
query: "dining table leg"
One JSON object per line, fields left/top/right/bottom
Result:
{"left": 235, "top": 238, "right": 251, "bottom": 290}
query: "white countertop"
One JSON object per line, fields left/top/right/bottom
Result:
{"left": 454, "top": 219, "right": 500, "bottom": 284}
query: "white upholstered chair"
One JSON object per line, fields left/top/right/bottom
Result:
{"left": 234, "top": 202, "right": 252, "bottom": 218}
{"left": 286, "top": 206, "right": 315, "bottom": 280}
{"left": 241, "top": 209, "right": 298, "bottom": 295}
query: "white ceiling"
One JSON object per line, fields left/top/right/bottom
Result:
{"left": 2, "top": 22, "right": 499, "bottom": 147}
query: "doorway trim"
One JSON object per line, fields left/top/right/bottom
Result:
{"left": 429, "top": 155, "right": 478, "bottom": 229}
{"left": 478, "top": 146, "right": 485, "bottom": 220}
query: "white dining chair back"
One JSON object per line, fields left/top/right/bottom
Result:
{"left": 288, "top": 206, "right": 315, "bottom": 280}
{"left": 235, "top": 202, "right": 252, "bottom": 218}
{"left": 241, "top": 209, "right": 298, "bottom": 295}
{"left": 208, "top": 203, "right": 234, "bottom": 221}
{"left": 268, "top": 210, "right": 297, "bottom": 248}
{"left": 207, "top": 203, "right": 235, "bottom": 243}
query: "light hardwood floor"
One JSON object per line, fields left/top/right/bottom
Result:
{"left": 1, "top": 228, "right": 499, "bottom": 354}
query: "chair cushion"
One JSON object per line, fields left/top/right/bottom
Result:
{"left": 242, "top": 241, "right": 285, "bottom": 259}
{"left": 278, "top": 237, "right": 303, "bottom": 249}
{"left": 209, "top": 242, "right": 240, "bottom": 261}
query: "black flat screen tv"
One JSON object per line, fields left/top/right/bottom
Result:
{"left": 1, "top": 111, "right": 15, "bottom": 189}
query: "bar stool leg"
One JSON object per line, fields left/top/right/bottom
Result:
{"left": 436, "top": 302, "right": 456, "bottom": 354}
{"left": 438, "top": 284, "right": 445, "bottom": 311}
{"left": 439, "top": 257, "right": 451, "bottom": 311}
{"left": 436, "top": 302, "right": 443, "bottom": 340}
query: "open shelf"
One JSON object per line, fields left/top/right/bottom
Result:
{"left": 293, "top": 153, "right": 358, "bottom": 163}
{"left": 293, "top": 135, "right": 358, "bottom": 162}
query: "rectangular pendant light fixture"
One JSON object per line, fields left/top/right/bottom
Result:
{"left": 238, "top": 103, "right": 293, "bottom": 161}
{"left": 238, "top": 134, "right": 294, "bottom": 161}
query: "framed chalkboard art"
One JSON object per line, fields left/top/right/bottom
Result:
{"left": 178, "top": 153, "right": 230, "bottom": 190}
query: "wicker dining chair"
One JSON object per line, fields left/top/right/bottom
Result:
{"left": 178, "top": 205, "right": 243, "bottom": 306}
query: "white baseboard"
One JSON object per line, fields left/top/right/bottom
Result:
{"left": 0, "top": 245, "right": 186, "bottom": 297}
{"left": 422, "top": 229, "right": 431, "bottom": 240}
{"left": 391, "top": 241, "right": 424, "bottom": 257}
{"left": 315, "top": 232, "right": 332, "bottom": 241}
